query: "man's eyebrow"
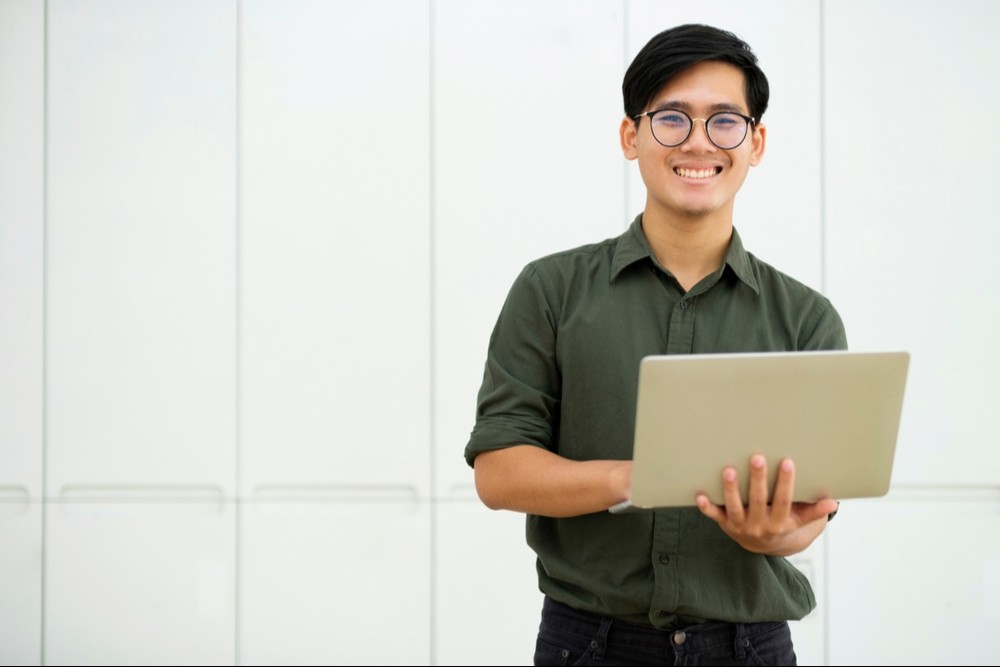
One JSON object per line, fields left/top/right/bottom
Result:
{"left": 647, "top": 100, "right": 748, "bottom": 115}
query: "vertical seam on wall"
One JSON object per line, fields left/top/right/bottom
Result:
{"left": 41, "top": 0, "right": 49, "bottom": 663}
{"left": 622, "top": 0, "right": 631, "bottom": 228}
{"left": 819, "top": 0, "right": 828, "bottom": 297}
{"left": 427, "top": 0, "right": 438, "bottom": 664}
{"left": 819, "top": 4, "right": 831, "bottom": 666}
{"left": 234, "top": 0, "right": 243, "bottom": 663}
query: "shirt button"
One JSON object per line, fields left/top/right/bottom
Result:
{"left": 679, "top": 299, "right": 688, "bottom": 310}
{"left": 673, "top": 631, "right": 687, "bottom": 645}
{"left": 658, "top": 552, "right": 670, "bottom": 564}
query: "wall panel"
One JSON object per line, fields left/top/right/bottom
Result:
{"left": 827, "top": 491, "right": 1000, "bottom": 665}
{"left": 0, "top": 3, "right": 45, "bottom": 656}
{"left": 0, "top": 502, "right": 42, "bottom": 665}
{"left": 824, "top": 0, "right": 1000, "bottom": 485}
{"left": 239, "top": 0, "right": 431, "bottom": 497}
{"left": 0, "top": 0, "right": 44, "bottom": 499}
{"left": 240, "top": 500, "right": 431, "bottom": 665}
{"left": 46, "top": 0, "right": 237, "bottom": 494}
{"left": 45, "top": 502, "right": 235, "bottom": 665}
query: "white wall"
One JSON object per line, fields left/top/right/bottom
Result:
{"left": 0, "top": 0, "right": 997, "bottom": 665}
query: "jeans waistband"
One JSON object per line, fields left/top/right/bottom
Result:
{"left": 541, "top": 595, "right": 781, "bottom": 654}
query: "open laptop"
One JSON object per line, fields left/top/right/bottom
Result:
{"left": 609, "top": 350, "right": 910, "bottom": 513}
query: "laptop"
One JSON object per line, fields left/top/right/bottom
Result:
{"left": 609, "top": 350, "right": 910, "bottom": 513}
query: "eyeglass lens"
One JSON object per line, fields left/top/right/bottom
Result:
{"left": 649, "top": 110, "right": 749, "bottom": 150}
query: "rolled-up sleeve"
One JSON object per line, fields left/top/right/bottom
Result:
{"left": 465, "top": 264, "right": 562, "bottom": 468}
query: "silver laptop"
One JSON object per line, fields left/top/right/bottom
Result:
{"left": 609, "top": 350, "right": 910, "bottom": 513}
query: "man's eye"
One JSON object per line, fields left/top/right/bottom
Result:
{"left": 654, "top": 112, "right": 687, "bottom": 125}
{"left": 711, "top": 115, "right": 740, "bottom": 128}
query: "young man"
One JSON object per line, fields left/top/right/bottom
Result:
{"left": 465, "top": 24, "right": 846, "bottom": 666}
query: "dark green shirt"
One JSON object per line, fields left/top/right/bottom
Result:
{"left": 465, "top": 214, "right": 848, "bottom": 629}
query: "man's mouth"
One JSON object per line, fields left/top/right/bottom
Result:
{"left": 674, "top": 166, "right": 722, "bottom": 179}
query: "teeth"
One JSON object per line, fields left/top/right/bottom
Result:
{"left": 675, "top": 167, "right": 718, "bottom": 179}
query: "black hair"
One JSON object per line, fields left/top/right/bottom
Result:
{"left": 622, "top": 24, "right": 769, "bottom": 123}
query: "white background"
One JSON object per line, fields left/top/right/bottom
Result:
{"left": 1, "top": 0, "right": 998, "bottom": 665}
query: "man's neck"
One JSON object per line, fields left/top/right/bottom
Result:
{"left": 640, "top": 209, "right": 733, "bottom": 292}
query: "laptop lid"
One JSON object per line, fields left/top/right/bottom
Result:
{"left": 610, "top": 350, "right": 909, "bottom": 512}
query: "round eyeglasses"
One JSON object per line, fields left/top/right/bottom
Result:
{"left": 634, "top": 108, "right": 755, "bottom": 150}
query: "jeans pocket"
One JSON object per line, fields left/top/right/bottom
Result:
{"left": 742, "top": 622, "right": 797, "bottom": 666}
{"left": 533, "top": 625, "right": 599, "bottom": 666}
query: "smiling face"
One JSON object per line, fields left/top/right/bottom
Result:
{"left": 620, "top": 60, "right": 766, "bottom": 226}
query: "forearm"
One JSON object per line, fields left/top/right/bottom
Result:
{"left": 473, "top": 445, "right": 631, "bottom": 518}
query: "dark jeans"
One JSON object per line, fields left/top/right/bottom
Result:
{"left": 534, "top": 596, "right": 797, "bottom": 666}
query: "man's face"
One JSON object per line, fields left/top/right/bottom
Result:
{"left": 620, "top": 60, "right": 766, "bottom": 222}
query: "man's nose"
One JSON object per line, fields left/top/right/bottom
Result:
{"left": 682, "top": 118, "right": 716, "bottom": 151}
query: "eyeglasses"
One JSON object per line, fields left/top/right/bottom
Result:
{"left": 634, "top": 108, "right": 755, "bottom": 150}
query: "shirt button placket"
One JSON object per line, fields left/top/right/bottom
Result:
{"left": 666, "top": 293, "right": 696, "bottom": 354}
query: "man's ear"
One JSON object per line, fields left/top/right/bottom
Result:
{"left": 749, "top": 122, "right": 766, "bottom": 166}
{"left": 620, "top": 116, "right": 639, "bottom": 160}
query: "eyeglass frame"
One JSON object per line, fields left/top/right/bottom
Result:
{"left": 633, "top": 108, "right": 757, "bottom": 150}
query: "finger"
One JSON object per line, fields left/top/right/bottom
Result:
{"left": 769, "top": 458, "right": 795, "bottom": 524}
{"left": 791, "top": 498, "right": 840, "bottom": 524}
{"left": 746, "top": 454, "right": 769, "bottom": 518}
{"left": 721, "top": 466, "right": 746, "bottom": 521}
{"left": 696, "top": 494, "right": 726, "bottom": 523}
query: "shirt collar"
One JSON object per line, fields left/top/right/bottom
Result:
{"left": 610, "top": 214, "right": 760, "bottom": 294}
